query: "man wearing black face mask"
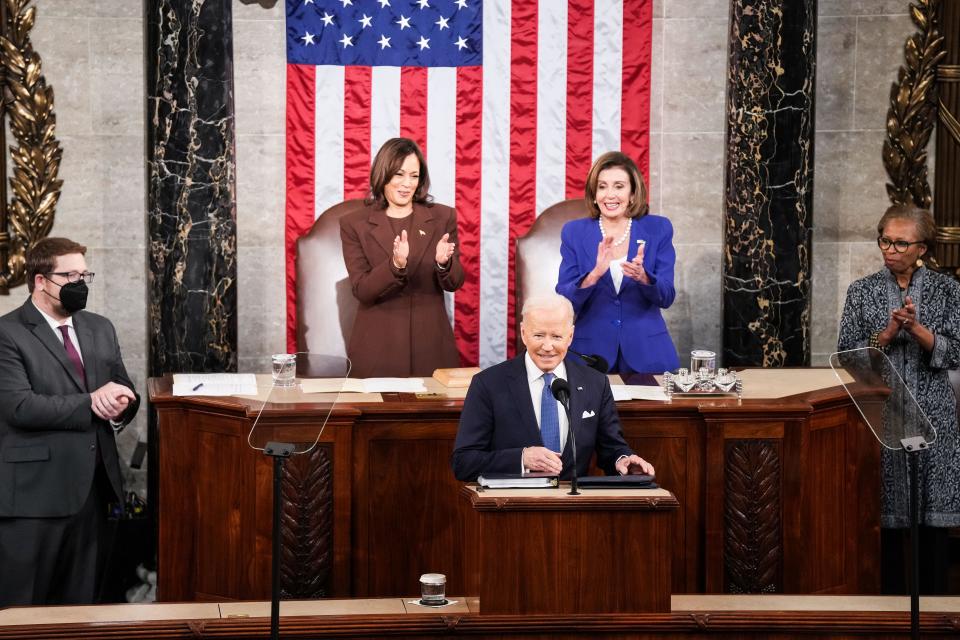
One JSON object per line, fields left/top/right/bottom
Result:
{"left": 0, "top": 237, "right": 139, "bottom": 606}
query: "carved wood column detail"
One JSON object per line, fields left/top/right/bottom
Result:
{"left": 724, "top": 439, "right": 783, "bottom": 593}
{"left": 279, "top": 445, "right": 334, "bottom": 598}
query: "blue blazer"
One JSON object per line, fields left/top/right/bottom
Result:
{"left": 556, "top": 215, "right": 680, "bottom": 374}
{"left": 451, "top": 355, "right": 633, "bottom": 481}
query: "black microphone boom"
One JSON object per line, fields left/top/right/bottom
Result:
{"left": 549, "top": 377, "right": 579, "bottom": 495}
{"left": 571, "top": 350, "right": 609, "bottom": 373}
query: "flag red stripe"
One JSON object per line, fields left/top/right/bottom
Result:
{"left": 621, "top": 0, "right": 653, "bottom": 184}
{"left": 285, "top": 64, "right": 317, "bottom": 352}
{"left": 344, "top": 67, "right": 372, "bottom": 199}
{"left": 506, "top": 1, "right": 539, "bottom": 358}
{"left": 454, "top": 66, "right": 482, "bottom": 366}
{"left": 565, "top": 0, "right": 594, "bottom": 199}
{"left": 400, "top": 67, "right": 428, "bottom": 156}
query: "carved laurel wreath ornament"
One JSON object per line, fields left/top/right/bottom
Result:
{"left": 882, "top": 0, "right": 944, "bottom": 210}
{"left": 0, "top": 0, "right": 62, "bottom": 294}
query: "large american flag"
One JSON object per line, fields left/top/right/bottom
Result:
{"left": 285, "top": 0, "right": 652, "bottom": 367}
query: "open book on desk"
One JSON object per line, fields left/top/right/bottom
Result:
{"left": 477, "top": 473, "right": 559, "bottom": 489}
{"left": 300, "top": 377, "right": 427, "bottom": 394}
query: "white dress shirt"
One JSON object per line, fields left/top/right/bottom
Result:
{"left": 33, "top": 299, "right": 84, "bottom": 364}
{"left": 524, "top": 352, "right": 569, "bottom": 452}
{"left": 609, "top": 260, "right": 625, "bottom": 293}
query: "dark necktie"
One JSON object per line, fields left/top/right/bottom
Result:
{"left": 540, "top": 372, "right": 561, "bottom": 452}
{"left": 58, "top": 325, "right": 86, "bottom": 388}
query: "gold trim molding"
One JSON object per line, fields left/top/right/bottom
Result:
{"left": 882, "top": 0, "right": 945, "bottom": 210}
{"left": 0, "top": 0, "right": 62, "bottom": 294}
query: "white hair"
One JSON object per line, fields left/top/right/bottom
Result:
{"left": 521, "top": 293, "right": 574, "bottom": 325}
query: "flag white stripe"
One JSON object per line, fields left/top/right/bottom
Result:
{"left": 535, "top": 0, "right": 568, "bottom": 217}
{"left": 314, "top": 65, "right": 345, "bottom": 218}
{"left": 370, "top": 66, "right": 401, "bottom": 165}
{"left": 592, "top": 0, "right": 622, "bottom": 160}
{"left": 479, "top": 0, "right": 511, "bottom": 367}
{"left": 427, "top": 67, "right": 458, "bottom": 327}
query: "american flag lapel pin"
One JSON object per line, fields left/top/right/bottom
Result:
{"left": 419, "top": 229, "right": 426, "bottom": 236}
{"left": 577, "top": 386, "right": 583, "bottom": 391}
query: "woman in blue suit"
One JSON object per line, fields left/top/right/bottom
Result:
{"left": 556, "top": 151, "right": 680, "bottom": 374}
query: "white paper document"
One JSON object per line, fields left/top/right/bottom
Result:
{"left": 172, "top": 373, "right": 259, "bottom": 396}
{"left": 610, "top": 384, "right": 670, "bottom": 402}
{"left": 300, "top": 377, "right": 427, "bottom": 394}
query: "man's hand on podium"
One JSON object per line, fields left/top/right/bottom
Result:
{"left": 616, "top": 454, "right": 655, "bottom": 476}
{"left": 522, "top": 446, "right": 563, "bottom": 475}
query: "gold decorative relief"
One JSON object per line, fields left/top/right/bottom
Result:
{"left": 882, "top": 0, "right": 944, "bottom": 209}
{"left": 0, "top": 0, "right": 62, "bottom": 294}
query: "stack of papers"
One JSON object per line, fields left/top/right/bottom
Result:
{"left": 610, "top": 384, "right": 669, "bottom": 402}
{"left": 477, "top": 473, "right": 559, "bottom": 489}
{"left": 172, "top": 373, "right": 259, "bottom": 396}
{"left": 300, "top": 378, "right": 427, "bottom": 394}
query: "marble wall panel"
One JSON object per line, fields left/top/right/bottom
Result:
{"left": 813, "top": 130, "right": 890, "bottom": 242}
{"left": 661, "top": 133, "right": 724, "bottom": 245}
{"left": 815, "top": 17, "right": 857, "bottom": 132}
{"left": 236, "top": 134, "right": 286, "bottom": 248}
{"left": 819, "top": 1, "right": 912, "bottom": 17}
{"left": 29, "top": 17, "right": 91, "bottom": 136}
{"left": 664, "top": 0, "right": 729, "bottom": 19}
{"left": 853, "top": 14, "right": 915, "bottom": 130}
{"left": 667, "top": 243, "right": 723, "bottom": 363}
{"left": 662, "top": 17, "right": 729, "bottom": 133}
{"left": 649, "top": 16, "right": 663, "bottom": 134}
{"left": 810, "top": 241, "right": 849, "bottom": 360}
{"left": 233, "top": 18, "right": 285, "bottom": 136}
{"left": 40, "top": 0, "right": 143, "bottom": 19}
{"left": 648, "top": 132, "right": 663, "bottom": 214}
{"left": 90, "top": 18, "right": 145, "bottom": 135}
{"left": 237, "top": 246, "right": 286, "bottom": 369}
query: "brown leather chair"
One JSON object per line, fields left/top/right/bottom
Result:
{"left": 514, "top": 198, "right": 586, "bottom": 352}
{"left": 295, "top": 199, "right": 366, "bottom": 358}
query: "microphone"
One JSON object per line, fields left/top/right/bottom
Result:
{"left": 550, "top": 377, "right": 579, "bottom": 495}
{"left": 570, "top": 350, "right": 609, "bottom": 373}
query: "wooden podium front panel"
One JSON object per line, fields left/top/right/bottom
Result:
{"left": 352, "top": 416, "right": 466, "bottom": 598}
{"left": 463, "top": 488, "right": 678, "bottom": 615}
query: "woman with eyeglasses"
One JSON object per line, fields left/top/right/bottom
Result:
{"left": 837, "top": 204, "right": 960, "bottom": 594}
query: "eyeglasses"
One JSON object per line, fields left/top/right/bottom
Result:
{"left": 46, "top": 271, "right": 95, "bottom": 284}
{"left": 877, "top": 237, "right": 925, "bottom": 253}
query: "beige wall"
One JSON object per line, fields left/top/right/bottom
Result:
{"left": 8, "top": 0, "right": 921, "bottom": 492}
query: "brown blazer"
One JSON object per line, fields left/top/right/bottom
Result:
{"left": 339, "top": 201, "right": 465, "bottom": 377}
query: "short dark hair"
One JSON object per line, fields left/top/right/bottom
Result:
{"left": 26, "top": 237, "right": 87, "bottom": 293}
{"left": 366, "top": 137, "right": 432, "bottom": 209}
{"left": 584, "top": 151, "right": 649, "bottom": 219}
{"left": 877, "top": 204, "right": 936, "bottom": 251}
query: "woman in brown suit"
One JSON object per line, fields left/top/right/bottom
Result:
{"left": 339, "top": 138, "right": 464, "bottom": 377}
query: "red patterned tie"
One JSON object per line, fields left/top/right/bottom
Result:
{"left": 58, "top": 325, "right": 86, "bottom": 388}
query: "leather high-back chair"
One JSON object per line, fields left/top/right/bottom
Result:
{"left": 514, "top": 198, "right": 585, "bottom": 352}
{"left": 295, "top": 199, "right": 366, "bottom": 358}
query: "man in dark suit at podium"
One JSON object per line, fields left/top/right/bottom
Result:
{"left": 0, "top": 237, "right": 140, "bottom": 606}
{"left": 452, "top": 293, "right": 654, "bottom": 481}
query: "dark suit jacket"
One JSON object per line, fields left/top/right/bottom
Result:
{"left": 339, "top": 201, "right": 465, "bottom": 377}
{"left": 451, "top": 355, "right": 633, "bottom": 481}
{"left": 0, "top": 299, "right": 139, "bottom": 518}
{"left": 556, "top": 214, "right": 680, "bottom": 373}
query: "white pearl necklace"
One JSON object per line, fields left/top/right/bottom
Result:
{"left": 598, "top": 217, "right": 632, "bottom": 247}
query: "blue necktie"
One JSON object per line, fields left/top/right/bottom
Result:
{"left": 540, "top": 373, "right": 561, "bottom": 452}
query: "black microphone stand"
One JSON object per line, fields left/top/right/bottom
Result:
{"left": 551, "top": 379, "right": 579, "bottom": 496}
{"left": 263, "top": 441, "right": 295, "bottom": 640}
{"left": 901, "top": 436, "right": 927, "bottom": 640}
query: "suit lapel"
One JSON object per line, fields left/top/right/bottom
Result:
{"left": 20, "top": 300, "right": 87, "bottom": 392}
{"left": 505, "top": 356, "right": 542, "bottom": 445}
{"left": 405, "top": 204, "right": 435, "bottom": 274}
{"left": 367, "top": 208, "right": 397, "bottom": 258}
{"left": 563, "top": 359, "right": 584, "bottom": 463}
